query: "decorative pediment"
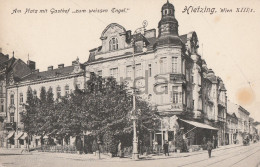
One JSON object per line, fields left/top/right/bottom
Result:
{"left": 100, "top": 23, "right": 126, "bottom": 39}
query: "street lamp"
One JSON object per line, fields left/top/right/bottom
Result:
{"left": 130, "top": 20, "right": 148, "bottom": 160}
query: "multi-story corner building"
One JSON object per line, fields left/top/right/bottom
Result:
{"left": 227, "top": 100, "right": 250, "bottom": 143}
{"left": 5, "top": 58, "right": 85, "bottom": 148}
{"left": 85, "top": 1, "right": 227, "bottom": 146}
{"left": 0, "top": 52, "right": 33, "bottom": 147}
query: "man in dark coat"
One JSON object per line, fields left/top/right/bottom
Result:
{"left": 207, "top": 140, "right": 213, "bottom": 158}
{"left": 163, "top": 141, "right": 169, "bottom": 156}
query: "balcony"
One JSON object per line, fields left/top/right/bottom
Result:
{"left": 0, "top": 112, "right": 6, "bottom": 117}
{"left": 169, "top": 74, "right": 186, "bottom": 84}
{"left": 217, "top": 115, "right": 225, "bottom": 122}
{"left": 157, "top": 103, "right": 185, "bottom": 115}
{"left": 4, "top": 122, "right": 16, "bottom": 130}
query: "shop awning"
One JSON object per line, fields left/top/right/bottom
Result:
{"left": 20, "top": 133, "right": 28, "bottom": 140}
{"left": 14, "top": 132, "right": 24, "bottom": 140}
{"left": 179, "top": 119, "right": 218, "bottom": 130}
{"left": 6, "top": 131, "right": 15, "bottom": 139}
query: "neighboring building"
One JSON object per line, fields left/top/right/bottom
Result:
{"left": 5, "top": 58, "right": 85, "bottom": 148}
{"left": 227, "top": 100, "right": 250, "bottom": 143}
{"left": 226, "top": 112, "right": 238, "bottom": 145}
{"left": 85, "top": 1, "right": 227, "bottom": 146}
{"left": 0, "top": 52, "right": 33, "bottom": 147}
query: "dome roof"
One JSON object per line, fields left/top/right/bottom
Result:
{"left": 158, "top": 16, "right": 178, "bottom": 28}
{"left": 156, "top": 35, "right": 182, "bottom": 47}
{"left": 162, "top": 0, "right": 174, "bottom": 10}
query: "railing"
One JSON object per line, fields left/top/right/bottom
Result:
{"left": 36, "top": 145, "right": 77, "bottom": 153}
{"left": 4, "top": 122, "right": 16, "bottom": 130}
{"left": 0, "top": 112, "right": 6, "bottom": 117}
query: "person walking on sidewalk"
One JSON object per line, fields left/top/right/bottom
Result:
{"left": 207, "top": 140, "right": 213, "bottom": 158}
{"left": 163, "top": 141, "right": 169, "bottom": 156}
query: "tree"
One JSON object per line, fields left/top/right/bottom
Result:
{"left": 21, "top": 86, "right": 38, "bottom": 149}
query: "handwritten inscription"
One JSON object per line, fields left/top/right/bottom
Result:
{"left": 11, "top": 8, "right": 130, "bottom": 15}
{"left": 182, "top": 6, "right": 255, "bottom": 14}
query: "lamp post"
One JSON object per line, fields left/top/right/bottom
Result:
{"left": 131, "top": 20, "right": 148, "bottom": 160}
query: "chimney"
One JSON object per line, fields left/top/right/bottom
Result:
{"left": 34, "top": 69, "right": 39, "bottom": 73}
{"left": 48, "top": 66, "right": 53, "bottom": 71}
{"left": 58, "top": 64, "right": 64, "bottom": 69}
{"left": 27, "top": 60, "right": 36, "bottom": 70}
{"left": 0, "top": 48, "right": 2, "bottom": 53}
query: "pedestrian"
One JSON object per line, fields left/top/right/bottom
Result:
{"left": 207, "top": 140, "right": 213, "bottom": 158}
{"left": 163, "top": 140, "right": 169, "bottom": 156}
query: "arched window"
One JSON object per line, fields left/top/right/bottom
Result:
{"left": 109, "top": 38, "right": 118, "bottom": 51}
{"left": 10, "top": 94, "right": 14, "bottom": 105}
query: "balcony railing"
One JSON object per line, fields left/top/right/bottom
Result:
{"left": 217, "top": 115, "right": 225, "bottom": 122}
{"left": 4, "top": 122, "right": 16, "bottom": 130}
{"left": 169, "top": 74, "right": 186, "bottom": 83}
{"left": 0, "top": 112, "right": 6, "bottom": 117}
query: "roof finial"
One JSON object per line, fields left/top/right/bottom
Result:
{"left": 12, "top": 51, "right": 14, "bottom": 58}
{"left": 167, "top": 0, "right": 169, "bottom": 4}
{"left": 28, "top": 53, "right": 30, "bottom": 61}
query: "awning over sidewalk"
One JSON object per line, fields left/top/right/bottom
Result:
{"left": 20, "top": 133, "right": 28, "bottom": 140}
{"left": 14, "top": 132, "right": 24, "bottom": 140}
{"left": 6, "top": 131, "right": 15, "bottom": 139}
{"left": 179, "top": 119, "right": 218, "bottom": 131}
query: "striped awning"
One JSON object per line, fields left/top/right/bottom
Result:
{"left": 14, "top": 132, "right": 24, "bottom": 140}
{"left": 6, "top": 131, "right": 15, "bottom": 139}
{"left": 20, "top": 133, "right": 28, "bottom": 140}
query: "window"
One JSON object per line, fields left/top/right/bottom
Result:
{"left": 65, "top": 85, "right": 70, "bottom": 97}
{"left": 10, "top": 114, "right": 14, "bottom": 123}
{"left": 0, "top": 105, "right": 3, "bottom": 112}
{"left": 20, "top": 93, "right": 23, "bottom": 103}
{"left": 110, "top": 68, "right": 118, "bottom": 79}
{"left": 97, "top": 70, "right": 102, "bottom": 77}
{"left": 148, "top": 64, "right": 152, "bottom": 77}
{"left": 160, "top": 57, "right": 167, "bottom": 74}
{"left": 160, "top": 85, "right": 168, "bottom": 104}
{"left": 0, "top": 85, "right": 2, "bottom": 93}
{"left": 172, "top": 86, "right": 178, "bottom": 104}
{"left": 172, "top": 57, "right": 178, "bottom": 73}
{"left": 10, "top": 94, "right": 14, "bottom": 105}
{"left": 109, "top": 38, "right": 118, "bottom": 51}
{"left": 182, "top": 60, "right": 186, "bottom": 75}
{"left": 126, "top": 65, "right": 132, "bottom": 78}
{"left": 136, "top": 64, "right": 142, "bottom": 77}
{"left": 57, "top": 86, "right": 61, "bottom": 98}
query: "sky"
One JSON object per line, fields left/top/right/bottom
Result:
{"left": 0, "top": 0, "right": 260, "bottom": 121}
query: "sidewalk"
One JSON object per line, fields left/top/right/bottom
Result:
{"left": 33, "top": 143, "right": 244, "bottom": 162}
{"left": 0, "top": 143, "right": 245, "bottom": 162}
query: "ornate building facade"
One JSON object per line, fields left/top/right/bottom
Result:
{"left": 85, "top": 1, "right": 227, "bottom": 146}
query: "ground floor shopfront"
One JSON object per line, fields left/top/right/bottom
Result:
{"left": 152, "top": 115, "right": 220, "bottom": 151}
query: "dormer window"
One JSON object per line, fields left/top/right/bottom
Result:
{"left": 109, "top": 37, "right": 118, "bottom": 51}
